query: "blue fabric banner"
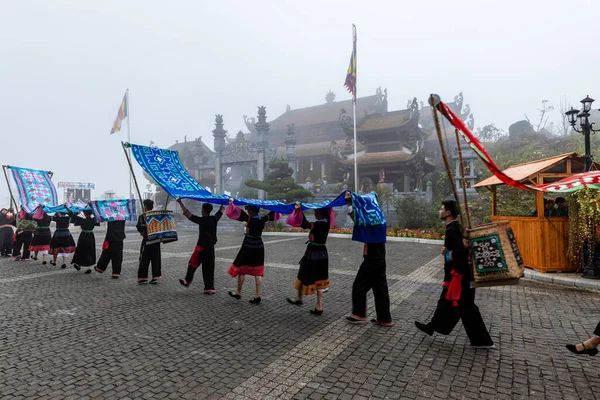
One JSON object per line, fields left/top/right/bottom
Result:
{"left": 128, "top": 143, "right": 385, "bottom": 238}
{"left": 90, "top": 200, "right": 137, "bottom": 222}
{"left": 130, "top": 143, "right": 230, "bottom": 203}
{"left": 43, "top": 201, "right": 91, "bottom": 214}
{"left": 350, "top": 192, "right": 387, "bottom": 244}
{"left": 8, "top": 166, "right": 58, "bottom": 213}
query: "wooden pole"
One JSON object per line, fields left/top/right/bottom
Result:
{"left": 121, "top": 142, "right": 144, "bottom": 205}
{"left": 454, "top": 129, "right": 472, "bottom": 229}
{"left": 491, "top": 186, "right": 497, "bottom": 217}
{"left": 2, "top": 166, "right": 18, "bottom": 210}
{"left": 429, "top": 95, "right": 464, "bottom": 228}
{"left": 163, "top": 193, "right": 171, "bottom": 211}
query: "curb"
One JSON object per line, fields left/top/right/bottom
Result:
{"left": 262, "top": 231, "right": 443, "bottom": 245}
{"left": 524, "top": 269, "right": 600, "bottom": 291}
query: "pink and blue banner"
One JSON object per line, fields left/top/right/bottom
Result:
{"left": 8, "top": 166, "right": 58, "bottom": 213}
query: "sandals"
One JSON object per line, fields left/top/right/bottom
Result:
{"left": 346, "top": 316, "right": 367, "bottom": 324}
{"left": 566, "top": 343, "right": 599, "bottom": 356}
{"left": 371, "top": 319, "right": 394, "bottom": 327}
{"left": 286, "top": 298, "right": 303, "bottom": 306}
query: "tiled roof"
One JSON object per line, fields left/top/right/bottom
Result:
{"left": 343, "top": 151, "right": 417, "bottom": 166}
{"left": 168, "top": 139, "right": 214, "bottom": 154}
{"left": 473, "top": 152, "right": 588, "bottom": 187}
{"left": 268, "top": 94, "right": 384, "bottom": 130}
{"left": 275, "top": 140, "right": 364, "bottom": 158}
{"left": 353, "top": 110, "right": 411, "bottom": 132}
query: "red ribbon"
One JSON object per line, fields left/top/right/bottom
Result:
{"left": 443, "top": 269, "right": 462, "bottom": 307}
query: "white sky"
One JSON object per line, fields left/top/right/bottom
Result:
{"left": 1, "top": 0, "right": 599, "bottom": 203}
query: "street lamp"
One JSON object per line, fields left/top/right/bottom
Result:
{"left": 566, "top": 96, "right": 600, "bottom": 278}
{"left": 566, "top": 95, "right": 600, "bottom": 172}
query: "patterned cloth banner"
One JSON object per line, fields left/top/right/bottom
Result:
{"left": 90, "top": 200, "right": 137, "bottom": 222}
{"left": 231, "top": 192, "right": 349, "bottom": 214}
{"left": 129, "top": 143, "right": 230, "bottom": 204}
{"left": 535, "top": 171, "right": 600, "bottom": 192}
{"left": 129, "top": 143, "right": 372, "bottom": 216}
{"left": 434, "top": 99, "right": 600, "bottom": 193}
{"left": 8, "top": 166, "right": 59, "bottom": 213}
{"left": 43, "top": 201, "right": 91, "bottom": 214}
{"left": 350, "top": 192, "right": 387, "bottom": 244}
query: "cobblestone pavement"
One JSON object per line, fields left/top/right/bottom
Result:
{"left": 0, "top": 230, "right": 599, "bottom": 400}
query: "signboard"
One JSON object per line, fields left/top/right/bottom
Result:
{"left": 58, "top": 182, "right": 95, "bottom": 189}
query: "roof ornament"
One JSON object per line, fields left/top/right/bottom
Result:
{"left": 325, "top": 90, "right": 336, "bottom": 104}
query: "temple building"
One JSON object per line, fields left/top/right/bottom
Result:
{"left": 149, "top": 89, "right": 475, "bottom": 197}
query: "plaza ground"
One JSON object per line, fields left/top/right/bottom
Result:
{"left": 0, "top": 230, "right": 598, "bottom": 400}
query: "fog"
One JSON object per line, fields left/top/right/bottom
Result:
{"left": 1, "top": 0, "right": 598, "bottom": 204}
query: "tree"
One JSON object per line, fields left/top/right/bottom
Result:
{"left": 244, "top": 158, "right": 313, "bottom": 203}
{"left": 475, "top": 123, "right": 507, "bottom": 142}
{"left": 525, "top": 100, "right": 554, "bottom": 133}
{"left": 558, "top": 96, "right": 573, "bottom": 136}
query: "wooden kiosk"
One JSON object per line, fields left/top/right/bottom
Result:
{"left": 473, "top": 152, "right": 600, "bottom": 273}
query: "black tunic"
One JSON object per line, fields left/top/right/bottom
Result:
{"left": 104, "top": 221, "right": 126, "bottom": 242}
{"left": 71, "top": 216, "right": 99, "bottom": 266}
{"left": 188, "top": 211, "right": 223, "bottom": 249}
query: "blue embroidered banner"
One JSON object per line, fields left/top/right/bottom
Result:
{"left": 128, "top": 143, "right": 378, "bottom": 223}
{"left": 350, "top": 192, "right": 387, "bottom": 243}
{"left": 43, "top": 201, "right": 91, "bottom": 214}
{"left": 90, "top": 200, "right": 137, "bottom": 222}
{"left": 129, "top": 143, "right": 230, "bottom": 204}
{"left": 8, "top": 166, "right": 59, "bottom": 213}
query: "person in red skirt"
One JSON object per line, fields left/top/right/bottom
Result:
{"left": 226, "top": 198, "right": 280, "bottom": 304}
{"left": 286, "top": 203, "right": 331, "bottom": 315}
{"left": 30, "top": 205, "right": 52, "bottom": 265}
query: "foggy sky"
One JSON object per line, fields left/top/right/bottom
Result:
{"left": 1, "top": 0, "right": 599, "bottom": 204}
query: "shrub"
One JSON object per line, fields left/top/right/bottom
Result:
{"left": 394, "top": 195, "right": 441, "bottom": 229}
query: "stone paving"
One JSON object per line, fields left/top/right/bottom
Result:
{"left": 0, "top": 229, "right": 599, "bottom": 399}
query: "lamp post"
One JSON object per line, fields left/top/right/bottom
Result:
{"left": 566, "top": 96, "right": 600, "bottom": 278}
{"left": 565, "top": 95, "right": 600, "bottom": 171}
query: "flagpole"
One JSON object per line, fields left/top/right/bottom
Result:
{"left": 126, "top": 88, "right": 133, "bottom": 200}
{"left": 353, "top": 100, "right": 358, "bottom": 193}
{"left": 352, "top": 24, "right": 358, "bottom": 193}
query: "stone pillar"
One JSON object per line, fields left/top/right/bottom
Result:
{"left": 425, "top": 181, "right": 433, "bottom": 203}
{"left": 257, "top": 150, "right": 265, "bottom": 200}
{"left": 255, "top": 106, "right": 270, "bottom": 200}
{"left": 285, "top": 124, "right": 297, "bottom": 181}
{"left": 321, "top": 160, "right": 326, "bottom": 180}
{"left": 212, "top": 114, "right": 227, "bottom": 195}
{"left": 214, "top": 155, "right": 222, "bottom": 194}
{"left": 403, "top": 173, "right": 411, "bottom": 192}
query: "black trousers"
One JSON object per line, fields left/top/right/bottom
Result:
{"left": 184, "top": 247, "right": 215, "bottom": 290}
{"left": 351, "top": 257, "right": 392, "bottom": 323}
{"left": 96, "top": 241, "right": 123, "bottom": 276}
{"left": 12, "top": 231, "right": 32, "bottom": 259}
{"left": 138, "top": 240, "right": 161, "bottom": 280}
{"left": 427, "top": 286, "right": 493, "bottom": 346}
{"left": 0, "top": 227, "right": 13, "bottom": 256}
{"left": 594, "top": 321, "right": 600, "bottom": 337}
